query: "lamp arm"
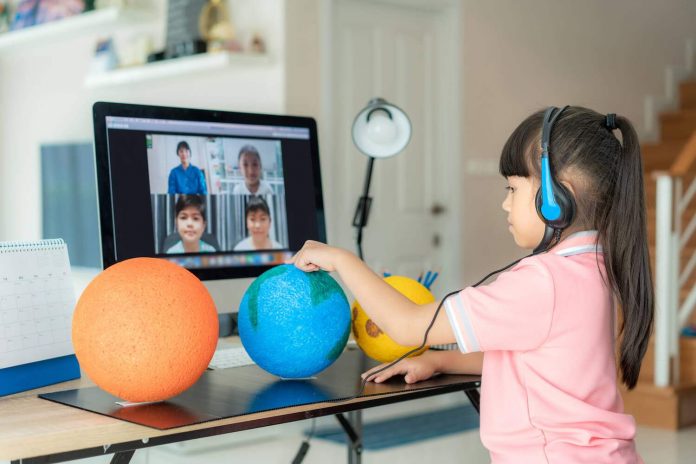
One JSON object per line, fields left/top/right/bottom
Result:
{"left": 352, "top": 157, "right": 375, "bottom": 260}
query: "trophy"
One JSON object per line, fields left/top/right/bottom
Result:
{"left": 198, "top": 0, "right": 239, "bottom": 52}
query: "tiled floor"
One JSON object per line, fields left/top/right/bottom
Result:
{"left": 137, "top": 422, "right": 696, "bottom": 464}
{"left": 25, "top": 424, "right": 695, "bottom": 464}
{"left": 635, "top": 425, "right": 696, "bottom": 464}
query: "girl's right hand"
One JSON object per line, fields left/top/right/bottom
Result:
{"left": 287, "top": 240, "right": 345, "bottom": 273}
{"left": 361, "top": 355, "right": 438, "bottom": 384}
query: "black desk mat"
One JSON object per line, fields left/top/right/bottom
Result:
{"left": 40, "top": 348, "right": 480, "bottom": 430}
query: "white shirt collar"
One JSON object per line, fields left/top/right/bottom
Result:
{"left": 553, "top": 230, "right": 603, "bottom": 257}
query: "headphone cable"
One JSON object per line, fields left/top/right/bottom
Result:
{"left": 298, "top": 249, "right": 549, "bottom": 463}
{"left": 347, "top": 249, "right": 542, "bottom": 400}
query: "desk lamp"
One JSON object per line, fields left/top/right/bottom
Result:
{"left": 351, "top": 97, "right": 412, "bottom": 259}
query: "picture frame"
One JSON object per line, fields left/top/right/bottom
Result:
{"left": 10, "top": 0, "right": 85, "bottom": 31}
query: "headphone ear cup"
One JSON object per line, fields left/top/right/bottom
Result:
{"left": 552, "top": 181, "right": 576, "bottom": 229}
{"left": 535, "top": 180, "right": 576, "bottom": 229}
{"left": 535, "top": 187, "right": 544, "bottom": 221}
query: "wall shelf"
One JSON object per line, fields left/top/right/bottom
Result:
{"left": 0, "top": 7, "right": 153, "bottom": 51}
{"left": 84, "top": 52, "right": 272, "bottom": 88}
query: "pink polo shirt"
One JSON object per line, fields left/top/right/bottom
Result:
{"left": 445, "top": 231, "right": 642, "bottom": 464}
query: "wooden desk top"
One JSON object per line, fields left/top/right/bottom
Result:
{"left": 0, "top": 346, "right": 480, "bottom": 463}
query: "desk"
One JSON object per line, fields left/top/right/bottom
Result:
{"left": 0, "top": 347, "right": 481, "bottom": 464}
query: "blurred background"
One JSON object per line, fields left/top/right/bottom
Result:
{"left": 1, "top": 1, "right": 695, "bottom": 462}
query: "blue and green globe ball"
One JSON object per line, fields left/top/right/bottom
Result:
{"left": 238, "top": 264, "right": 351, "bottom": 378}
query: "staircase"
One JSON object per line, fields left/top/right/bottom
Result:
{"left": 621, "top": 80, "right": 696, "bottom": 429}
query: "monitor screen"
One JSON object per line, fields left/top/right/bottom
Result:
{"left": 93, "top": 102, "right": 326, "bottom": 280}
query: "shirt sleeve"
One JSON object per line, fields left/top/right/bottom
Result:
{"left": 198, "top": 169, "right": 208, "bottom": 195}
{"left": 262, "top": 181, "right": 274, "bottom": 195}
{"left": 444, "top": 258, "right": 555, "bottom": 353}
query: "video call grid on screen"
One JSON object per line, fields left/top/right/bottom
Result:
{"left": 94, "top": 103, "right": 325, "bottom": 281}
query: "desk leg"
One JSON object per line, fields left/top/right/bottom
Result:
{"left": 335, "top": 412, "right": 362, "bottom": 464}
{"left": 464, "top": 387, "right": 481, "bottom": 414}
{"left": 349, "top": 410, "right": 362, "bottom": 464}
{"left": 110, "top": 450, "right": 135, "bottom": 464}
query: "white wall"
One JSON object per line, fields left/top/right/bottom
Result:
{"left": 459, "top": 0, "right": 696, "bottom": 282}
{"left": 0, "top": 0, "right": 286, "bottom": 311}
{"left": 0, "top": 0, "right": 285, "bottom": 240}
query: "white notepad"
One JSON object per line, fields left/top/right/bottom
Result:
{"left": 0, "top": 239, "right": 76, "bottom": 369}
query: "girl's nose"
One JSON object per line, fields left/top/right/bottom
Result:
{"left": 502, "top": 195, "right": 511, "bottom": 212}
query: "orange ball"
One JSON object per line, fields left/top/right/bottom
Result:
{"left": 72, "top": 258, "right": 218, "bottom": 402}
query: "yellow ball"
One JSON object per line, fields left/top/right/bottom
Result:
{"left": 351, "top": 276, "right": 435, "bottom": 363}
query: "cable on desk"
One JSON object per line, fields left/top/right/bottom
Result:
{"left": 345, "top": 252, "right": 537, "bottom": 401}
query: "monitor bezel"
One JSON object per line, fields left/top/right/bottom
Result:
{"left": 93, "top": 101, "right": 326, "bottom": 280}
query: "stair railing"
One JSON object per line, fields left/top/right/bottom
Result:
{"left": 653, "top": 131, "right": 696, "bottom": 387}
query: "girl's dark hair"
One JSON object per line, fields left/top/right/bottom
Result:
{"left": 499, "top": 106, "right": 654, "bottom": 390}
{"left": 245, "top": 195, "right": 271, "bottom": 219}
{"left": 175, "top": 194, "right": 206, "bottom": 222}
{"left": 176, "top": 141, "right": 190, "bottom": 154}
{"left": 238, "top": 144, "right": 261, "bottom": 162}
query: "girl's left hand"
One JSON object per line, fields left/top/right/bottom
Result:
{"left": 361, "top": 356, "right": 438, "bottom": 384}
{"left": 287, "top": 240, "right": 344, "bottom": 272}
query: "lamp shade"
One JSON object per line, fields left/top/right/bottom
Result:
{"left": 352, "top": 98, "right": 411, "bottom": 158}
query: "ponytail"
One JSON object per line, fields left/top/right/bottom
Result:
{"left": 598, "top": 116, "right": 654, "bottom": 389}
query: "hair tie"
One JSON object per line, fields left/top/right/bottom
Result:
{"left": 605, "top": 113, "right": 617, "bottom": 130}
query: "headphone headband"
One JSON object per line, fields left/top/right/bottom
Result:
{"left": 541, "top": 106, "right": 568, "bottom": 154}
{"left": 534, "top": 105, "right": 575, "bottom": 253}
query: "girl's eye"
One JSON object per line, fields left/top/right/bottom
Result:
{"left": 505, "top": 186, "right": 515, "bottom": 193}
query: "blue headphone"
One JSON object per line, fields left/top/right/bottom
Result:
{"left": 534, "top": 106, "right": 576, "bottom": 253}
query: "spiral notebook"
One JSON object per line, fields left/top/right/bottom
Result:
{"left": 0, "top": 239, "right": 80, "bottom": 396}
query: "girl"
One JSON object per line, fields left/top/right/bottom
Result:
{"left": 234, "top": 196, "right": 283, "bottom": 251}
{"left": 166, "top": 195, "right": 217, "bottom": 254}
{"left": 289, "top": 106, "right": 653, "bottom": 463}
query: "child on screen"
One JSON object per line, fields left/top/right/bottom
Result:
{"left": 234, "top": 196, "right": 283, "bottom": 251}
{"left": 166, "top": 195, "right": 217, "bottom": 254}
{"left": 168, "top": 141, "right": 208, "bottom": 195}
{"left": 232, "top": 145, "right": 274, "bottom": 195}
{"left": 289, "top": 106, "right": 652, "bottom": 463}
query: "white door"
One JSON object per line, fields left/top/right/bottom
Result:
{"left": 326, "top": 0, "right": 462, "bottom": 293}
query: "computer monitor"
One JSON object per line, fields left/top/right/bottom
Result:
{"left": 92, "top": 102, "right": 326, "bottom": 281}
